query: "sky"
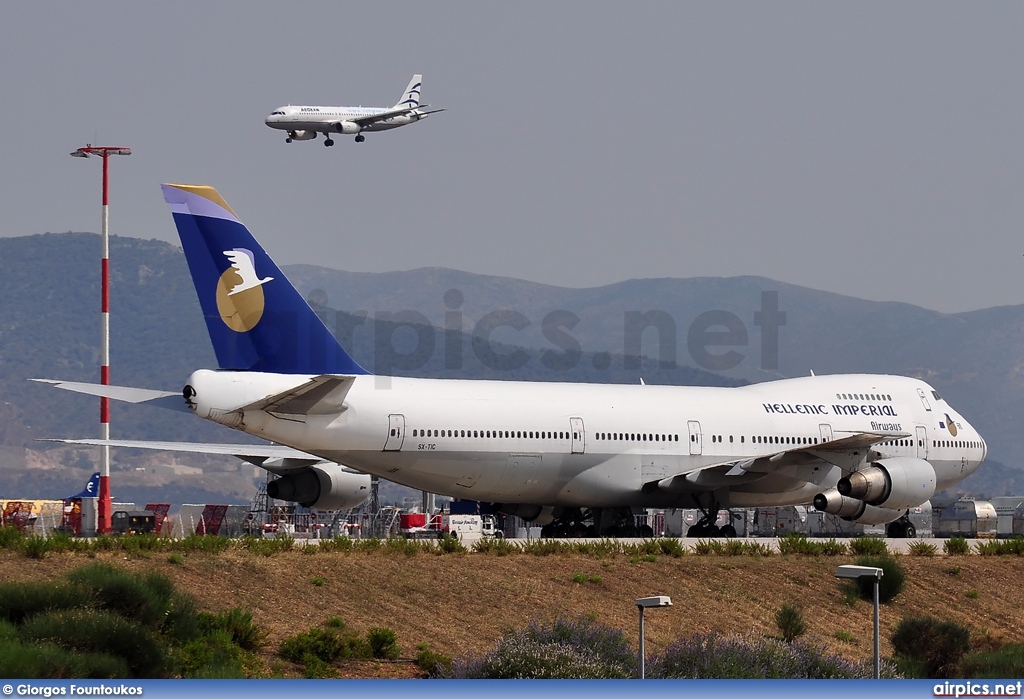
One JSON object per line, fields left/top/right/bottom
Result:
{"left": 1, "top": 1, "right": 1022, "bottom": 314}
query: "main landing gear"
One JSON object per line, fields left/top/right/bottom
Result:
{"left": 686, "top": 495, "right": 737, "bottom": 538}
{"left": 885, "top": 512, "right": 917, "bottom": 538}
{"left": 354, "top": 134, "right": 365, "bottom": 143}
{"left": 323, "top": 138, "right": 335, "bottom": 147}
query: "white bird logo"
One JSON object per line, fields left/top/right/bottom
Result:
{"left": 223, "top": 248, "right": 274, "bottom": 296}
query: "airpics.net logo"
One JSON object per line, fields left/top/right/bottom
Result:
{"left": 307, "top": 288, "right": 787, "bottom": 376}
{"left": 933, "top": 680, "right": 1023, "bottom": 697}
{"left": 216, "top": 248, "right": 274, "bottom": 333}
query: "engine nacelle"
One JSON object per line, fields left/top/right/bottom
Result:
{"left": 837, "top": 457, "right": 937, "bottom": 511}
{"left": 266, "top": 463, "right": 371, "bottom": 510}
{"left": 334, "top": 121, "right": 362, "bottom": 134}
{"left": 494, "top": 504, "right": 563, "bottom": 526}
{"left": 813, "top": 488, "right": 865, "bottom": 518}
{"left": 813, "top": 488, "right": 907, "bottom": 525}
{"left": 288, "top": 130, "right": 317, "bottom": 141}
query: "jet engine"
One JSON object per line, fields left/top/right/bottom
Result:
{"left": 333, "top": 121, "right": 362, "bottom": 134}
{"left": 266, "top": 463, "right": 371, "bottom": 510}
{"left": 287, "top": 130, "right": 317, "bottom": 141}
{"left": 837, "top": 457, "right": 937, "bottom": 511}
{"left": 812, "top": 488, "right": 907, "bottom": 525}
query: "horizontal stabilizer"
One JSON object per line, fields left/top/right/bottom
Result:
{"left": 32, "top": 379, "right": 188, "bottom": 413}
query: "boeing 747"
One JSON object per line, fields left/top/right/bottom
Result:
{"left": 41, "top": 185, "right": 986, "bottom": 538}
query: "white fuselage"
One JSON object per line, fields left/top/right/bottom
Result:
{"left": 265, "top": 106, "right": 423, "bottom": 134}
{"left": 186, "top": 371, "right": 984, "bottom": 510}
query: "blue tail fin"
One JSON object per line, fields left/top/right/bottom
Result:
{"left": 161, "top": 184, "right": 368, "bottom": 375}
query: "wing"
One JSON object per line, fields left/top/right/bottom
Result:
{"left": 42, "top": 437, "right": 359, "bottom": 475}
{"left": 652, "top": 431, "right": 908, "bottom": 493}
{"left": 349, "top": 105, "right": 432, "bottom": 127}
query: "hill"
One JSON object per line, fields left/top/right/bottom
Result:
{"left": 2, "top": 547, "right": 1022, "bottom": 677}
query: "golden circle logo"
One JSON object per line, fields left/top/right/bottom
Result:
{"left": 216, "top": 268, "right": 265, "bottom": 332}
{"left": 215, "top": 248, "right": 274, "bottom": 332}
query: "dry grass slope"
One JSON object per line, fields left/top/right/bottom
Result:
{"left": 2, "top": 549, "right": 1022, "bottom": 677}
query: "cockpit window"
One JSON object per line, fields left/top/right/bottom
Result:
{"left": 271, "top": 111, "right": 285, "bottom": 115}
{"left": 931, "top": 390, "right": 942, "bottom": 401}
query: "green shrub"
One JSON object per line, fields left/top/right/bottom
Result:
{"left": 774, "top": 603, "right": 806, "bottom": 643}
{"left": 0, "top": 524, "right": 25, "bottom": 549}
{"left": 657, "top": 538, "right": 687, "bottom": 557}
{"left": 239, "top": 534, "right": 293, "bottom": 556}
{"left": 693, "top": 539, "right": 725, "bottom": 555}
{"left": 0, "top": 638, "right": 129, "bottom": 679}
{"left": 415, "top": 643, "right": 453, "bottom": 676}
{"left": 848, "top": 555, "right": 905, "bottom": 603}
{"left": 473, "top": 537, "right": 519, "bottom": 555}
{"left": 435, "top": 535, "right": 468, "bottom": 554}
{"left": 519, "top": 539, "right": 570, "bottom": 556}
{"left": 960, "top": 643, "right": 1024, "bottom": 678}
{"left": 199, "top": 607, "right": 267, "bottom": 651}
{"left": 382, "top": 537, "right": 425, "bottom": 556}
{"left": 311, "top": 576, "right": 326, "bottom": 587}
{"left": 908, "top": 540, "right": 937, "bottom": 557}
{"left": 778, "top": 534, "right": 843, "bottom": 556}
{"left": 0, "top": 581, "right": 92, "bottom": 624}
{"left": 318, "top": 536, "right": 354, "bottom": 553}
{"left": 367, "top": 626, "right": 400, "bottom": 659}
{"left": 23, "top": 535, "right": 51, "bottom": 559}
{"left": 174, "top": 534, "right": 232, "bottom": 554}
{"left": 849, "top": 537, "right": 888, "bottom": 556}
{"left": 279, "top": 627, "right": 346, "bottom": 664}
{"left": 22, "top": 609, "right": 165, "bottom": 677}
{"left": 65, "top": 563, "right": 176, "bottom": 630}
{"left": 174, "top": 629, "right": 246, "bottom": 678}
{"left": 944, "top": 537, "right": 970, "bottom": 556}
{"left": 302, "top": 653, "right": 336, "bottom": 678}
{"left": 571, "top": 572, "right": 587, "bottom": 584}
{"left": 891, "top": 615, "right": 970, "bottom": 678}
{"left": 167, "top": 553, "right": 184, "bottom": 565}
{"left": 834, "top": 630, "right": 856, "bottom": 644}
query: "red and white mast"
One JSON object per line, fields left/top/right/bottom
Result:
{"left": 70, "top": 144, "right": 131, "bottom": 534}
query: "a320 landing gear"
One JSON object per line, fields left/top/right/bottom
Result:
{"left": 323, "top": 138, "right": 335, "bottom": 147}
{"left": 354, "top": 134, "right": 365, "bottom": 143}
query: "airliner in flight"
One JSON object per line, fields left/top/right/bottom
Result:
{"left": 265, "top": 74, "right": 443, "bottom": 146}
{"left": 41, "top": 185, "right": 987, "bottom": 538}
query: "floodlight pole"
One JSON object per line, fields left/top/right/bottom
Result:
{"left": 835, "top": 565, "right": 883, "bottom": 679}
{"left": 635, "top": 595, "right": 672, "bottom": 679}
{"left": 70, "top": 144, "right": 131, "bottom": 534}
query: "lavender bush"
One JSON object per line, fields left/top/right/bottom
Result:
{"left": 445, "top": 615, "right": 635, "bottom": 679}
{"left": 647, "top": 632, "right": 900, "bottom": 679}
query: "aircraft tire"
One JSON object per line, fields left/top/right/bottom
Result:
{"left": 324, "top": 138, "right": 335, "bottom": 147}
{"left": 905, "top": 523, "right": 916, "bottom": 538}
{"left": 720, "top": 524, "right": 737, "bottom": 538}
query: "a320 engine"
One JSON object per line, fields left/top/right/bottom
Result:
{"left": 287, "top": 130, "right": 317, "bottom": 141}
{"left": 333, "top": 121, "right": 362, "bottom": 134}
{"left": 813, "top": 457, "right": 937, "bottom": 525}
{"left": 266, "top": 463, "right": 371, "bottom": 510}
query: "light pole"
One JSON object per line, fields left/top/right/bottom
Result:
{"left": 70, "top": 144, "right": 131, "bottom": 535}
{"left": 636, "top": 595, "right": 672, "bottom": 679}
{"left": 835, "top": 564, "right": 884, "bottom": 678}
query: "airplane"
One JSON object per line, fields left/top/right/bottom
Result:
{"left": 265, "top": 74, "right": 443, "bottom": 146}
{"left": 39, "top": 184, "right": 987, "bottom": 538}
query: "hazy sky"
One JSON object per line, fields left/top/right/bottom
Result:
{"left": 1, "top": 2, "right": 1022, "bottom": 313}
